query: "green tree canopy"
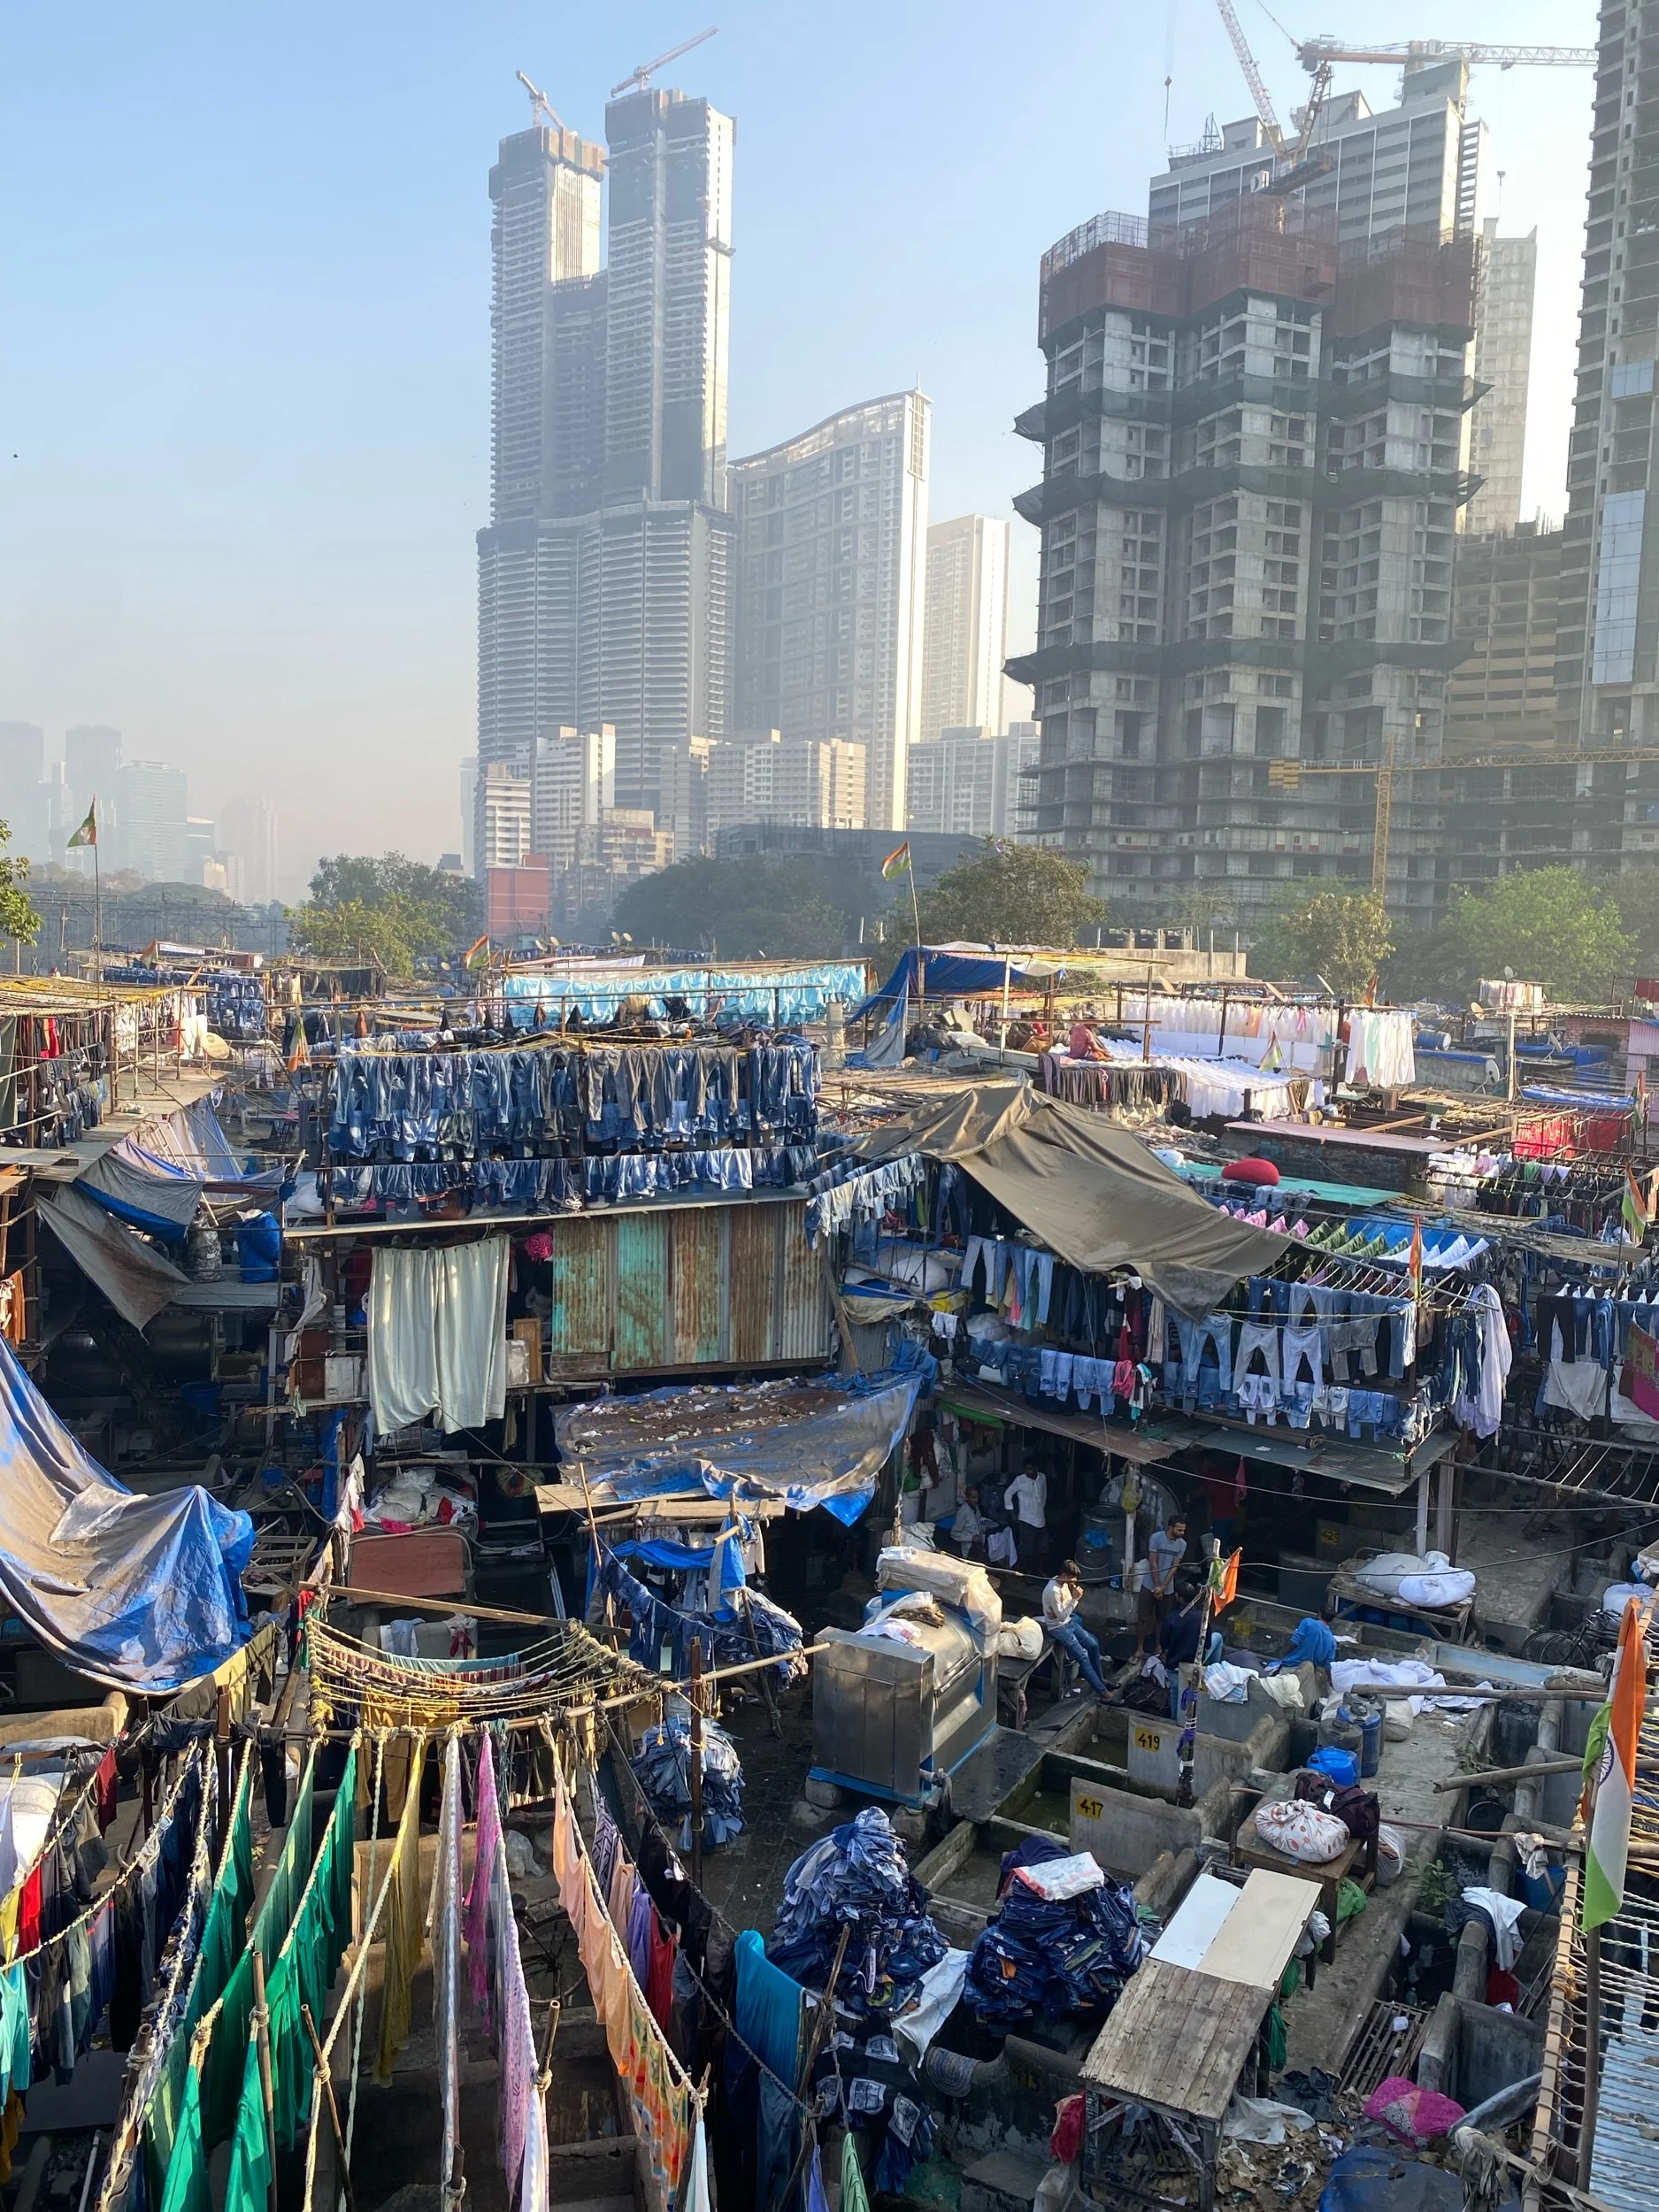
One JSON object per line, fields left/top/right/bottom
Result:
{"left": 1604, "top": 864, "right": 1659, "bottom": 973}
{"left": 613, "top": 855, "right": 855, "bottom": 959}
{"left": 286, "top": 897, "right": 429, "bottom": 976}
{"left": 290, "top": 853, "right": 480, "bottom": 975}
{"left": 914, "top": 841, "right": 1105, "bottom": 948}
{"left": 1395, "top": 867, "right": 1634, "bottom": 1006}
{"left": 1248, "top": 888, "right": 1393, "bottom": 996}
{"left": 0, "top": 824, "right": 41, "bottom": 947}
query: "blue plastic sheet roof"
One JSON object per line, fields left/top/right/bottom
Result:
{"left": 503, "top": 961, "right": 866, "bottom": 1027}
{"left": 850, "top": 948, "right": 1058, "bottom": 1023}
{"left": 554, "top": 1369, "right": 924, "bottom": 1525}
{"left": 0, "top": 1335, "right": 253, "bottom": 1692}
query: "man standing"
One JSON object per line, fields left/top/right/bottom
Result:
{"left": 1004, "top": 1461, "right": 1048, "bottom": 1574}
{"left": 1042, "top": 1561, "right": 1110, "bottom": 1696}
{"left": 1135, "top": 1510, "right": 1187, "bottom": 1658}
{"left": 950, "top": 1486, "right": 985, "bottom": 1560}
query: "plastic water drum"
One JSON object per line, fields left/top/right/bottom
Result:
{"left": 1343, "top": 1697, "right": 1384, "bottom": 1779}
{"left": 1308, "top": 1743, "right": 1360, "bottom": 1791}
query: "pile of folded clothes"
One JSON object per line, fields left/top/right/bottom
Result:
{"left": 965, "top": 1835, "right": 1145, "bottom": 2028}
{"left": 769, "top": 1807, "right": 949, "bottom": 2016}
{"left": 632, "top": 1714, "right": 745, "bottom": 1849}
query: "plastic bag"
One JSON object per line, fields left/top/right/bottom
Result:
{"left": 1375, "top": 1824, "right": 1406, "bottom": 1886}
{"left": 1253, "top": 1799, "right": 1350, "bottom": 1864}
{"left": 997, "top": 1617, "right": 1044, "bottom": 1660}
{"left": 1362, "top": 2076, "right": 1465, "bottom": 2148}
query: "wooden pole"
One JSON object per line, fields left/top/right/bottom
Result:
{"left": 1578, "top": 1926, "right": 1601, "bottom": 2191}
{"left": 688, "top": 1640, "right": 705, "bottom": 1890}
{"left": 301, "top": 2002, "right": 360, "bottom": 2212}
{"left": 1141, "top": 966, "right": 1154, "bottom": 1064}
{"left": 251, "top": 1951, "right": 280, "bottom": 2212}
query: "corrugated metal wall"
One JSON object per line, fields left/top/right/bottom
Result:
{"left": 544, "top": 1199, "right": 828, "bottom": 1377}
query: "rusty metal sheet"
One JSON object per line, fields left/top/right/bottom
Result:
{"left": 549, "top": 1217, "right": 611, "bottom": 1360}
{"left": 669, "top": 1206, "right": 726, "bottom": 1365}
{"left": 777, "top": 1200, "right": 831, "bottom": 1360}
{"left": 615, "top": 1213, "right": 670, "bottom": 1370}
{"left": 727, "top": 1205, "right": 778, "bottom": 1363}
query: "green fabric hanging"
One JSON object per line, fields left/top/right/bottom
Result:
{"left": 265, "top": 1745, "right": 359, "bottom": 2154}
{"left": 223, "top": 2038, "right": 272, "bottom": 2212}
{"left": 842, "top": 2131, "right": 872, "bottom": 2212}
{"left": 157, "top": 2066, "right": 211, "bottom": 2212}
{"left": 1263, "top": 2002, "right": 1287, "bottom": 2072}
{"left": 203, "top": 1749, "right": 319, "bottom": 2148}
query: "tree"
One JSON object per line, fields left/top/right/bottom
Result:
{"left": 1248, "top": 888, "right": 1393, "bottom": 995}
{"left": 0, "top": 823, "right": 39, "bottom": 948}
{"left": 286, "top": 897, "right": 426, "bottom": 976}
{"left": 1402, "top": 868, "right": 1634, "bottom": 1006}
{"left": 1604, "top": 864, "right": 1659, "bottom": 973}
{"left": 307, "top": 854, "right": 480, "bottom": 945}
{"left": 914, "top": 841, "right": 1105, "bottom": 948}
{"left": 614, "top": 855, "right": 855, "bottom": 959}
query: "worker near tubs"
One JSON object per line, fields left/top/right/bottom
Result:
{"left": 950, "top": 1485, "right": 986, "bottom": 1560}
{"left": 1135, "top": 1509, "right": 1187, "bottom": 1658}
{"left": 1003, "top": 1459, "right": 1049, "bottom": 1574}
{"left": 1042, "top": 1561, "right": 1110, "bottom": 1697}
{"left": 1159, "top": 1576, "right": 1224, "bottom": 1719}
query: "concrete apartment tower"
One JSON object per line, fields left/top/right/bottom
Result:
{"left": 1553, "top": 0, "right": 1659, "bottom": 878}
{"left": 219, "top": 796, "right": 280, "bottom": 906}
{"left": 1465, "top": 220, "right": 1537, "bottom": 534}
{"left": 475, "top": 85, "right": 734, "bottom": 855}
{"left": 921, "top": 516, "right": 1010, "bottom": 741}
{"left": 731, "top": 392, "right": 930, "bottom": 833}
{"left": 1009, "top": 198, "right": 1479, "bottom": 933}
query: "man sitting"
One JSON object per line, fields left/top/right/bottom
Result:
{"left": 1068, "top": 1013, "right": 1107, "bottom": 1061}
{"left": 1159, "top": 1576, "right": 1224, "bottom": 1717}
{"left": 1041, "top": 1560, "right": 1110, "bottom": 1696}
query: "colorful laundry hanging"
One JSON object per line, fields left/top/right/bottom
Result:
{"left": 549, "top": 1752, "right": 699, "bottom": 2206}
{"left": 462, "top": 1734, "right": 549, "bottom": 2212}
{"left": 427, "top": 1735, "right": 464, "bottom": 2201}
{"left": 374, "top": 1735, "right": 427, "bottom": 2085}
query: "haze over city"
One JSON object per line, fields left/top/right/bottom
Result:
{"left": 1, "top": 2, "right": 1592, "bottom": 892}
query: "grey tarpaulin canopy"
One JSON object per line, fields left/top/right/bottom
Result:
{"left": 39, "top": 1183, "right": 191, "bottom": 1329}
{"left": 852, "top": 1080, "right": 1288, "bottom": 1318}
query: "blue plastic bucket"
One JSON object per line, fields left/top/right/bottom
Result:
{"left": 1308, "top": 1744, "right": 1360, "bottom": 1790}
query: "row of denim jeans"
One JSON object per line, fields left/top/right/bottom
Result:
{"left": 326, "top": 1142, "right": 817, "bottom": 1210}
{"left": 327, "top": 1041, "right": 818, "bottom": 1161}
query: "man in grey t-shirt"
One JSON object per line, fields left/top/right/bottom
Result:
{"left": 1135, "top": 1513, "right": 1187, "bottom": 1656}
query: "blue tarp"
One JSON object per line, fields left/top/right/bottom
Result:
{"left": 503, "top": 962, "right": 866, "bottom": 1028}
{"left": 0, "top": 1335, "right": 253, "bottom": 1693}
{"left": 1521, "top": 1084, "right": 1634, "bottom": 1110}
{"left": 554, "top": 1369, "right": 925, "bottom": 1525}
{"left": 849, "top": 948, "right": 1060, "bottom": 1024}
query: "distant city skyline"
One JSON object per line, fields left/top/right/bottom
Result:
{"left": 0, "top": 4, "right": 1596, "bottom": 872}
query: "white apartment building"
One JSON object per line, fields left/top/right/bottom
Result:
{"left": 701, "top": 730, "right": 867, "bottom": 842}
{"left": 479, "top": 760, "right": 533, "bottom": 869}
{"left": 906, "top": 724, "right": 1038, "bottom": 838}
{"left": 732, "top": 391, "right": 930, "bottom": 833}
{"left": 921, "top": 516, "right": 1013, "bottom": 741}
{"left": 529, "top": 725, "right": 616, "bottom": 869}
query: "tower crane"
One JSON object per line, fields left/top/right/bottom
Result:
{"left": 1295, "top": 38, "right": 1596, "bottom": 76}
{"left": 515, "top": 72, "right": 565, "bottom": 133}
{"left": 611, "top": 27, "right": 718, "bottom": 100}
{"left": 1210, "top": 3, "right": 1333, "bottom": 177}
{"left": 1268, "top": 748, "right": 1658, "bottom": 909}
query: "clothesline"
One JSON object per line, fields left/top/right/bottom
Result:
{"left": 7, "top": 1743, "right": 197, "bottom": 1973}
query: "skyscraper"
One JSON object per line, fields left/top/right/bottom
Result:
{"left": 0, "top": 725, "right": 45, "bottom": 863}
{"left": 475, "top": 86, "right": 734, "bottom": 847}
{"left": 731, "top": 392, "right": 930, "bottom": 832}
{"left": 920, "top": 517, "right": 1011, "bottom": 742}
{"left": 219, "top": 796, "right": 280, "bottom": 906}
{"left": 1465, "top": 221, "right": 1538, "bottom": 535}
{"left": 115, "top": 763, "right": 189, "bottom": 883}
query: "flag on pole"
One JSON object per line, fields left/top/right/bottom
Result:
{"left": 1582, "top": 1594, "right": 1650, "bottom": 1930}
{"left": 1624, "top": 1164, "right": 1651, "bottom": 1240}
{"left": 1210, "top": 1548, "right": 1241, "bottom": 1609}
{"left": 463, "top": 934, "right": 490, "bottom": 973}
{"left": 66, "top": 802, "right": 96, "bottom": 849}
{"left": 881, "top": 842, "right": 912, "bottom": 880}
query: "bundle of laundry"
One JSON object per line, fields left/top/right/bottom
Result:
{"left": 632, "top": 1713, "right": 745, "bottom": 1850}
{"left": 964, "top": 1836, "right": 1145, "bottom": 2028}
{"left": 768, "top": 1808, "right": 949, "bottom": 2016}
{"left": 1349, "top": 1552, "right": 1475, "bottom": 1610}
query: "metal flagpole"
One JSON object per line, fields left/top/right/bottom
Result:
{"left": 93, "top": 833, "right": 102, "bottom": 987}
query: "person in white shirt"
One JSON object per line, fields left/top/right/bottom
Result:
{"left": 1004, "top": 1462, "right": 1048, "bottom": 1572}
{"left": 1041, "top": 1561, "right": 1109, "bottom": 1694}
{"left": 951, "top": 1486, "right": 985, "bottom": 1559}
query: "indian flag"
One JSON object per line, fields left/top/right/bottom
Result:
{"left": 881, "top": 841, "right": 912, "bottom": 880}
{"left": 1210, "top": 1548, "right": 1241, "bottom": 1609}
{"left": 463, "top": 934, "right": 490, "bottom": 973}
{"left": 66, "top": 801, "right": 96, "bottom": 850}
{"left": 1582, "top": 1593, "right": 1650, "bottom": 1930}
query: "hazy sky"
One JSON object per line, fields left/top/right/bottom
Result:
{"left": 0, "top": 1, "right": 1599, "bottom": 892}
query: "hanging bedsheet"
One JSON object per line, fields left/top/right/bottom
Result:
{"left": 1111, "top": 996, "right": 1338, "bottom": 1073}
{"left": 39, "top": 1184, "right": 194, "bottom": 1330}
{"left": 0, "top": 1334, "right": 252, "bottom": 1693}
{"left": 367, "top": 1237, "right": 509, "bottom": 1434}
{"left": 504, "top": 960, "right": 864, "bottom": 1028}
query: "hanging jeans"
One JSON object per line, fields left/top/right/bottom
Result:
{"left": 1282, "top": 1323, "right": 1325, "bottom": 1392}
{"left": 1233, "top": 1318, "right": 1281, "bottom": 1394}
{"left": 1173, "top": 1313, "right": 1233, "bottom": 1408}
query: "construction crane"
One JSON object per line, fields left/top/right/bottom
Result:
{"left": 611, "top": 27, "right": 718, "bottom": 100}
{"left": 515, "top": 71, "right": 565, "bottom": 133}
{"left": 1212, "top": 2, "right": 1333, "bottom": 179}
{"left": 1268, "top": 747, "right": 1657, "bottom": 906}
{"left": 1295, "top": 38, "right": 1596, "bottom": 76}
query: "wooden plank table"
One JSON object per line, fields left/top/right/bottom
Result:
{"left": 1232, "top": 1808, "right": 1375, "bottom": 1963}
{"left": 1080, "top": 1957, "right": 1272, "bottom": 2212}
